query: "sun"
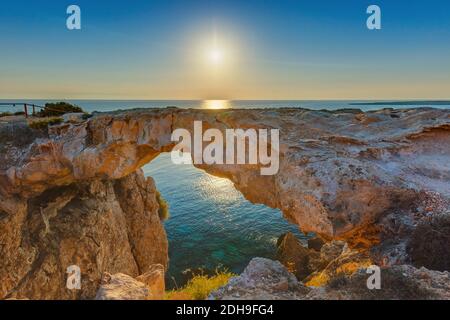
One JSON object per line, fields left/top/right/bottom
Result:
{"left": 208, "top": 48, "right": 224, "bottom": 65}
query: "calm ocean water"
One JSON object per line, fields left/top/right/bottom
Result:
{"left": 1, "top": 99, "right": 450, "bottom": 113}
{"left": 3, "top": 99, "right": 448, "bottom": 287}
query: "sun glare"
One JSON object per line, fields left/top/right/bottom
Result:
{"left": 202, "top": 100, "right": 230, "bottom": 109}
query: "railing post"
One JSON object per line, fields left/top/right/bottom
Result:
{"left": 24, "top": 104, "right": 28, "bottom": 118}
{"left": 32, "top": 105, "right": 36, "bottom": 116}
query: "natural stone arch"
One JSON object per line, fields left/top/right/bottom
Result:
{"left": 3, "top": 108, "right": 449, "bottom": 239}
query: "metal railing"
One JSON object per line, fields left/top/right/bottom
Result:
{"left": 0, "top": 102, "right": 58, "bottom": 118}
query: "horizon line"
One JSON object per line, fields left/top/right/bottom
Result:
{"left": 1, "top": 98, "right": 450, "bottom": 102}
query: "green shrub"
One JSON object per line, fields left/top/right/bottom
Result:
{"left": 29, "top": 117, "right": 63, "bottom": 130}
{"left": 165, "top": 269, "right": 235, "bottom": 300}
{"left": 38, "top": 102, "right": 83, "bottom": 117}
{"left": 82, "top": 112, "right": 92, "bottom": 120}
{"left": 0, "top": 111, "right": 27, "bottom": 117}
{"left": 156, "top": 191, "right": 170, "bottom": 221}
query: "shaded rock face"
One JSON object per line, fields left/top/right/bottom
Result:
{"left": 276, "top": 232, "right": 320, "bottom": 280}
{"left": 274, "top": 229, "right": 449, "bottom": 299}
{"left": 307, "top": 237, "right": 325, "bottom": 251}
{"left": 304, "top": 244, "right": 372, "bottom": 287}
{"left": 0, "top": 170, "right": 167, "bottom": 300}
{"left": 210, "top": 258, "right": 450, "bottom": 300}
{"left": 276, "top": 232, "right": 353, "bottom": 283}
{"left": 407, "top": 212, "right": 450, "bottom": 271}
{"left": 308, "top": 265, "right": 450, "bottom": 300}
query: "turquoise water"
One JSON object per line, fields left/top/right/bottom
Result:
{"left": 142, "top": 153, "right": 306, "bottom": 288}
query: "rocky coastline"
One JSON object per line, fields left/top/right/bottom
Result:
{"left": 1, "top": 107, "right": 449, "bottom": 299}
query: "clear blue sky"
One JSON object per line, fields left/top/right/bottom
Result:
{"left": 1, "top": 0, "right": 449, "bottom": 99}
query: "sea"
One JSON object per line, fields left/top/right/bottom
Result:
{"left": 2, "top": 99, "right": 449, "bottom": 287}
{"left": 1, "top": 99, "right": 450, "bottom": 113}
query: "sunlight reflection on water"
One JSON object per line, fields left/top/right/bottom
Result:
{"left": 201, "top": 100, "right": 231, "bottom": 109}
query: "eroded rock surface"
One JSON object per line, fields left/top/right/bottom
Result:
{"left": 95, "top": 265, "right": 165, "bottom": 300}
{"left": 210, "top": 258, "right": 450, "bottom": 300}
{"left": 95, "top": 273, "right": 149, "bottom": 300}
{"left": 306, "top": 264, "right": 450, "bottom": 300}
{"left": 0, "top": 170, "right": 167, "bottom": 300}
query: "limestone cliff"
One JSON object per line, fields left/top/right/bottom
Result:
{"left": 0, "top": 170, "right": 167, "bottom": 299}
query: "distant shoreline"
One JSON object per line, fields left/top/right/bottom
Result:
{"left": 1, "top": 99, "right": 450, "bottom": 114}
{"left": 350, "top": 100, "right": 450, "bottom": 106}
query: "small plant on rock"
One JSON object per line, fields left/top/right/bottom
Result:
{"left": 38, "top": 102, "right": 83, "bottom": 117}
{"left": 156, "top": 191, "right": 170, "bottom": 221}
{"left": 165, "top": 268, "right": 235, "bottom": 300}
{"left": 29, "top": 117, "right": 63, "bottom": 130}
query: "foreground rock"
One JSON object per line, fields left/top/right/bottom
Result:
{"left": 306, "top": 265, "right": 450, "bottom": 300}
{"left": 135, "top": 264, "right": 166, "bottom": 300}
{"left": 209, "top": 258, "right": 310, "bottom": 300}
{"left": 210, "top": 258, "right": 450, "bottom": 300}
{"left": 96, "top": 265, "right": 165, "bottom": 300}
{"left": 276, "top": 232, "right": 320, "bottom": 280}
{"left": 95, "top": 273, "right": 150, "bottom": 300}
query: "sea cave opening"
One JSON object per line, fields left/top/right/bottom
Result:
{"left": 142, "top": 153, "right": 308, "bottom": 290}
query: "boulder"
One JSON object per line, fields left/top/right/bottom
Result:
{"left": 95, "top": 266, "right": 166, "bottom": 300}
{"left": 136, "top": 264, "right": 165, "bottom": 300}
{"left": 62, "top": 112, "right": 85, "bottom": 124}
{"left": 95, "top": 273, "right": 149, "bottom": 300}
{"left": 209, "top": 258, "right": 310, "bottom": 300}
{"left": 276, "top": 232, "right": 318, "bottom": 280}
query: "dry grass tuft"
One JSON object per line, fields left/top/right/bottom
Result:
{"left": 165, "top": 269, "right": 235, "bottom": 300}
